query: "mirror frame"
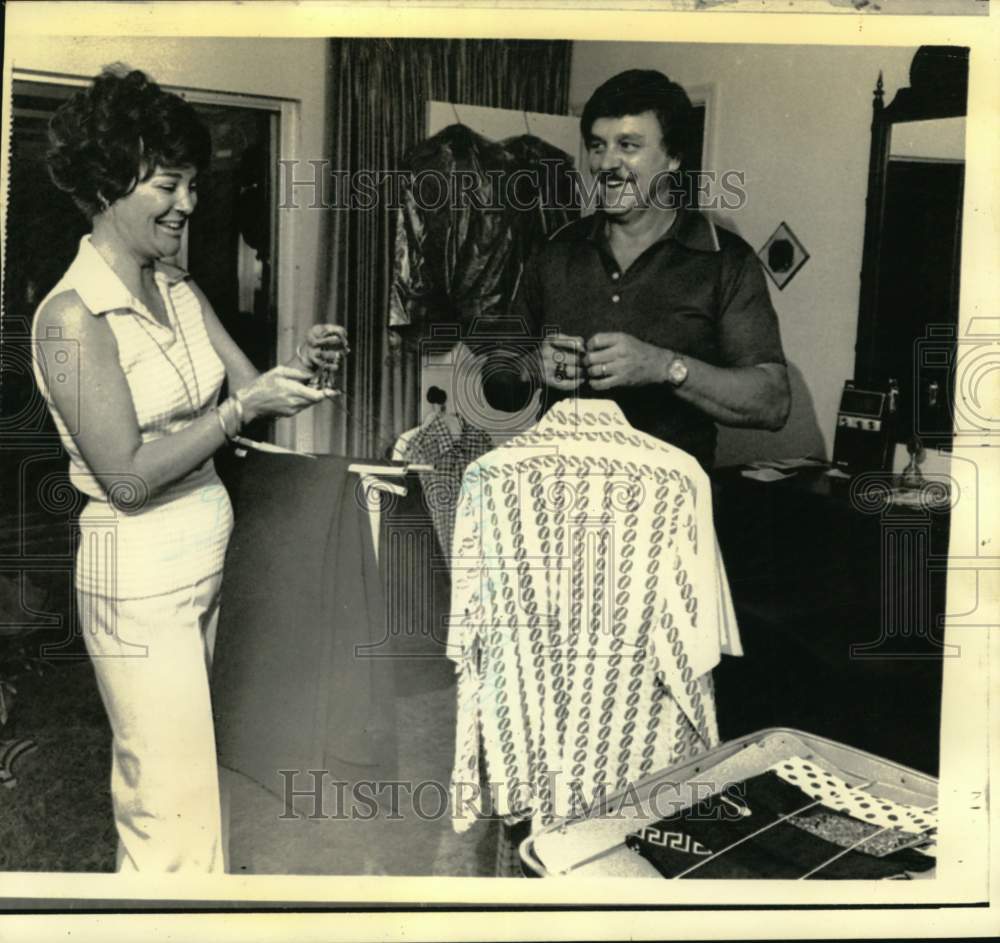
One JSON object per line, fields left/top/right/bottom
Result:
{"left": 853, "top": 46, "right": 969, "bottom": 442}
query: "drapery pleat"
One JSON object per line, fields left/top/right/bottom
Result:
{"left": 322, "top": 39, "right": 572, "bottom": 458}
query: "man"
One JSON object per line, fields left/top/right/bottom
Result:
{"left": 481, "top": 69, "right": 790, "bottom": 468}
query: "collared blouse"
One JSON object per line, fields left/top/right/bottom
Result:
{"left": 32, "top": 236, "right": 232, "bottom": 598}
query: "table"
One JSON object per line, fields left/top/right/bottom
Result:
{"left": 710, "top": 465, "right": 950, "bottom": 775}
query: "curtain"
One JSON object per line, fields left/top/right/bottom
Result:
{"left": 322, "top": 39, "right": 573, "bottom": 458}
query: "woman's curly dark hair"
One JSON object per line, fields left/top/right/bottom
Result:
{"left": 47, "top": 64, "right": 211, "bottom": 219}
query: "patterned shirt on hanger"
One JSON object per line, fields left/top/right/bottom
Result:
{"left": 447, "top": 399, "right": 742, "bottom": 831}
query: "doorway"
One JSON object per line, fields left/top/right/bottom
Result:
{"left": 1, "top": 78, "right": 283, "bottom": 521}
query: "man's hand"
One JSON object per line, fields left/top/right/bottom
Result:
{"left": 541, "top": 334, "right": 586, "bottom": 391}
{"left": 584, "top": 332, "right": 667, "bottom": 390}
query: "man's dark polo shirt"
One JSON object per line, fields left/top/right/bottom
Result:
{"left": 478, "top": 209, "right": 786, "bottom": 469}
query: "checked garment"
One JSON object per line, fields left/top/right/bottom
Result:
{"left": 403, "top": 413, "right": 495, "bottom": 560}
{"left": 447, "top": 400, "right": 742, "bottom": 832}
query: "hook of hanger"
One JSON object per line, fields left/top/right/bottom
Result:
{"left": 451, "top": 101, "right": 463, "bottom": 127}
{"left": 523, "top": 109, "right": 532, "bottom": 136}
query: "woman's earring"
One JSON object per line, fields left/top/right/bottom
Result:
{"left": 97, "top": 193, "right": 110, "bottom": 213}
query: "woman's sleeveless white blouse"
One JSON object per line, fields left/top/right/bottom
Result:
{"left": 32, "top": 236, "right": 234, "bottom": 599}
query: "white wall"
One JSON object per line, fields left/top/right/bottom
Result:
{"left": 570, "top": 42, "right": 920, "bottom": 466}
{"left": 8, "top": 36, "right": 330, "bottom": 449}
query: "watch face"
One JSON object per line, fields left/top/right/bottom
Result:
{"left": 668, "top": 357, "right": 688, "bottom": 386}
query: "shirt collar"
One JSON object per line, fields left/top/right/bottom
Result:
{"left": 585, "top": 207, "right": 721, "bottom": 254}
{"left": 535, "top": 397, "right": 631, "bottom": 432}
{"left": 67, "top": 235, "right": 189, "bottom": 317}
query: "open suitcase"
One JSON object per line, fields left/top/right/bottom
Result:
{"left": 519, "top": 727, "right": 938, "bottom": 878}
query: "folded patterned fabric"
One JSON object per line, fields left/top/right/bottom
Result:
{"left": 786, "top": 808, "right": 929, "bottom": 858}
{"left": 769, "top": 756, "right": 937, "bottom": 837}
{"left": 626, "top": 822, "right": 759, "bottom": 879}
{"left": 625, "top": 771, "right": 935, "bottom": 879}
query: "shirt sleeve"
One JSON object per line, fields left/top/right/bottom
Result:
{"left": 716, "top": 247, "right": 787, "bottom": 368}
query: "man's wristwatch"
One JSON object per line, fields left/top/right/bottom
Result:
{"left": 665, "top": 352, "right": 689, "bottom": 387}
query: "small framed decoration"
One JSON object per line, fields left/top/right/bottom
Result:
{"left": 758, "top": 221, "right": 810, "bottom": 290}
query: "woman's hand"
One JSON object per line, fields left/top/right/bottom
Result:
{"left": 235, "top": 365, "right": 335, "bottom": 422}
{"left": 296, "top": 324, "right": 349, "bottom": 372}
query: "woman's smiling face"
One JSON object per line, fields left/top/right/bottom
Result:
{"left": 104, "top": 164, "right": 199, "bottom": 261}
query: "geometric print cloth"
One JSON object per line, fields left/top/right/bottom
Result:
{"left": 770, "top": 756, "right": 938, "bottom": 842}
{"left": 624, "top": 771, "right": 935, "bottom": 879}
{"left": 448, "top": 399, "right": 742, "bottom": 831}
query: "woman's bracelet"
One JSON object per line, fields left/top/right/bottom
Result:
{"left": 215, "top": 396, "right": 244, "bottom": 440}
{"left": 231, "top": 389, "right": 246, "bottom": 428}
{"left": 214, "top": 407, "right": 230, "bottom": 440}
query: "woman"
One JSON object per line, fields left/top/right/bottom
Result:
{"left": 31, "top": 65, "right": 343, "bottom": 872}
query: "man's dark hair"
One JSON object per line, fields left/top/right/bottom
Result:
{"left": 580, "top": 69, "right": 694, "bottom": 165}
{"left": 47, "top": 64, "right": 212, "bottom": 219}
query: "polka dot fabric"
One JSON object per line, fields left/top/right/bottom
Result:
{"left": 770, "top": 756, "right": 937, "bottom": 839}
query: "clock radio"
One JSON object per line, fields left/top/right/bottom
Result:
{"left": 832, "top": 381, "right": 896, "bottom": 475}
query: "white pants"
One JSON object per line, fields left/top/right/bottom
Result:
{"left": 80, "top": 572, "right": 225, "bottom": 873}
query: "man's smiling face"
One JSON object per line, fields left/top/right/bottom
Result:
{"left": 587, "top": 111, "right": 680, "bottom": 220}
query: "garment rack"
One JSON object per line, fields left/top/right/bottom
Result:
{"left": 231, "top": 436, "right": 439, "bottom": 555}
{"left": 231, "top": 436, "right": 434, "bottom": 476}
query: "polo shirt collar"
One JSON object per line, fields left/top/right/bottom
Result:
{"left": 585, "top": 207, "right": 721, "bottom": 253}
{"left": 67, "top": 235, "right": 189, "bottom": 318}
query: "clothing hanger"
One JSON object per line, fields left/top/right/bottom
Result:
{"left": 357, "top": 474, "right": 407, "bottom": 499}
{"left": 232, "top": 438, "right": 412, "bottom": 564}
{"left": 231, "top": 436, "right": 432, "bottom": 478}
{"left": 232, "top": 436, "right": 314, "bottom": 459}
